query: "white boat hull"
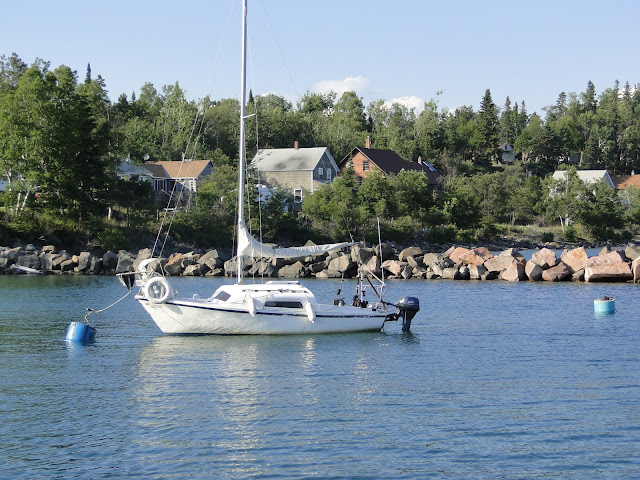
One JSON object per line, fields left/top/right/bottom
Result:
{"left": 137, "top": 297, "right": 388, "bottom": 335}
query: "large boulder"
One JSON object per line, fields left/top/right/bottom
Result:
{"left": 585, "top": 262, "right": 633, "bottom": 282}
{"left": 468, "top": 264, "right": 488, "bottom": 280}
{"left": 586, "top": 250, "right": 627, "bottom": 267}
{"left": 541, "top": 262, "right": 572, "bottom": 281}
{"left": 498, "top": 248, "right": 525, "bottom": 262}
{"left": 102, "top": 251, "right": 118, "bottom": 272}
{"left": 381, "top": 260, "right": 409, "bottom": 277}
{"left": 164, "top": 253, "right": 185, "bottom": 276}
{"left": 132, "top": 248, "right": 153, "bottom": 271}
{"left": 315, "top": 269, "right": 343, "bottom": 279}
{"left": 624, "top": 243, "right": 640, "bottom": 262}
{"left": 116, "top": 251, "right": 135, "bottom": 274}
{"left": 183, "top": 263, "right": 210, "bottom": 276}
{"left": 525, "top": 261, "right": 544, "bottom": 281}
{"left": 484, "top": 255, "right": 521, "bottom": 274}
{"left": 560, "top": 247, "right": 588, "bottom": 273}
{"left": 460, "top": 247, "right": 493, "bottom": 265}
{"left": 423, "top": 253, "right": 453, "bottom": 269}
{"left": 500, "top": 262, "right": 526, "bottom": 281}
{"left": 51, "top": 252, "right": 71, "bottom": 271}
{"left": 278, "top": 261, "right": 309, "bottom": 278}
{"left": 360, "top": 255, "right": 381, "bottom": 276}
{"left": 16, "top": 254, "right": 41, "bottom": 270}
{"left": 530, "top": 248, "right": 558, "bottom": 270}
{"left": 74, "top": 252, "right": 92, "bottom": 273}
{"left": 375, "top": 243, "right": 396, "bottom": 261}
{"left": 398, "top": 246, "right": 423, "bottom": 262}
{"left": 328, "top": 254, "right": 356, "bottom": 274}
{"left": 351, "top": 245, "right": 376, "bottom": 265}
{"left": 447, "top": 246, "right": 470, "bottom": 264}
{"left": 632, "top": 257, "right": 640, "bottom": 283}
{"left": 198, "top": 249, "right": 226, "bottom": 270}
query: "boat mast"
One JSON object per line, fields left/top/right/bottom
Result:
{"left": 237, "top": 0, "right": 248, "bottom": 283}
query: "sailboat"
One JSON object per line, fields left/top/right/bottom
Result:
{"left": 119, "top": 0, "right": 419, "bottom": 335}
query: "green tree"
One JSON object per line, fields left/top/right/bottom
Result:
{"left": 472, "top": 89, "right": 500, "bottom": 166}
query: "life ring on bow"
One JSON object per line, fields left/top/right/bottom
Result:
{"left": 144, "top": 276, "right": 172, "bottom": 304}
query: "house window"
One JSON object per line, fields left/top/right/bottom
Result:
{"left": 356, "top": 176, "right": 363, "bottom": 185}
{"left": 327, "top": 169, "right": 332, "bottom": 181}
{"left": 363, "top": 160, "right": 370, "bottom": 171}
{"left": 318, "top": 167, "right": 324, "bottom": 178}
{"left": 294, "top": 188, "right": 303, "bottom": 203}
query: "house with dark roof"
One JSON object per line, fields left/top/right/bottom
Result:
{"left": 251, "top": 142, "right": 338, "bottom": 206}
{"left": 336, "top": 138, "right": 440, "bottom": 188}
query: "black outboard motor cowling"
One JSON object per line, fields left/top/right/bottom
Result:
{"left": 397, "top": 296, "right": 420, "bottom": 332}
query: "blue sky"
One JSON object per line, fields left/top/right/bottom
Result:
{"left": 3, "top": 0, "right": 639, "bottom": 116}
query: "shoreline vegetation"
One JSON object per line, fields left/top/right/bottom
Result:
{"left": 2, "top": 239, "right": 639, "bottom": 284}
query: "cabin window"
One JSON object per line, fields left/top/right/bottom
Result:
{"left": 363, "top": 160, "right": 370, "bottom": 171}
{"left": 327, "top": 169, "right": 332, "bottom": 181}
{"left": 265, "top": 300, "right": 303, "bottom": 309}
{"left": 212, "top": 291, "right": 231, "bottom": 302}
{"left": 318, "top": 167, "right": 324, "bottom": 178}
{"left": 294, "top": 188, "right": 303, "bottom": 203}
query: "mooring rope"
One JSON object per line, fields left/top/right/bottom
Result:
{"left": 84, "top": 289, "right": 132, "bottom": 322}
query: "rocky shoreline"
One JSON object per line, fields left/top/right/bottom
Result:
{"left": 2, "top": 241, "right": 640, "bottom": 283}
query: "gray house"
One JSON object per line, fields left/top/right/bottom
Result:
{"left": 251, "top": 143, "right": 338, "bottom": 205}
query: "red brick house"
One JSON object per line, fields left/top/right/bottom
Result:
{"left": 336, "top": 137, "right": 440, "bottom": 188}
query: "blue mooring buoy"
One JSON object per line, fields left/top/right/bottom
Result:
{"left": 594, "top": 296, "right": 615, "bottom": 315}
{"left": 66, "top": 322, "right": 96, "bottom": 342}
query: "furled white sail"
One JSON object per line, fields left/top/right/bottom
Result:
{"left": 237, "top": 222, "right": 352, "bottom": 259}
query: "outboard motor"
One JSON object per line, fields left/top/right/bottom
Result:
{"left": 397, "top": 296, "right": 420, "bottom": 332}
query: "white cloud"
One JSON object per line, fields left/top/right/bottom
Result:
{"left": 384, "top": 96, "right": 425, "bottom": 113}
{"left": 312, "top": 76, "right": 371, "bottom": 98}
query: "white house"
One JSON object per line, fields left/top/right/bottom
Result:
{"left": 552, "top": 169, "right": 615, "bottom": 189}
{"left": 498, "top": 142, "right": 516, "bottom": 164}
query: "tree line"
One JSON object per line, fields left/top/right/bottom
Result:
{"left": 1, "top": 53, "right": 639, "bottom": 248}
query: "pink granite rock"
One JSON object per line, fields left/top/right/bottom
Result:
{"left": 585, "top": 262, "right": 633, "bottom": 282}
{"left": 633, "top": 257, "right": 640, "bottom": 283}
{"left": 460, "top": 247, "right": 494, "bottom": 265}
{"left": 525, "top": 261, "right": 544, "bottom": 281}
{"left": 560, "top": 247, "right": 588, "bottom": 273}
{"left": 448, "top": 247, "right": 471, "bottom": 264}
{"left": 530, "top": 247, "right": 558, "bottom": 269}
{"left": 541, "top": 262, "right": 572, "bottom": 281}
{"left": 500, "top": 262, "right": 526, "bottom": 281}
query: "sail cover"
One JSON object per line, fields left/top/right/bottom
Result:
{"left": 237, "top": 222, "right": 352, "bottom": 259}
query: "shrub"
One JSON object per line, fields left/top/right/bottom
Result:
{"left": 99, "top": 228, "right": 130, "bottom": 252}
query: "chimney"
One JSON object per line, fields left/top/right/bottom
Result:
{"left": 294, "top": 140, "right": 299, "bottom": 150}
{"left": 365, "top": 136, "right": 370, "bottom": 149}
{"left": 417, "top": 156, "right": 423, "bottom": 164}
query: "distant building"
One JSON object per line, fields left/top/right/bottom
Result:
{"left": 116, "top": 158, "right": 154, "bottom": 183}
{"left": 251, "top": 142, "right": 338, "bottom": 207}
{"left": 337, "top": 137, "right": 440, "bottom": 188}
{"left": 498, "top": 142, "right": 516, "bottom": 164}
{"left": 552, "top": 169, "right": 615, "bottom": 188}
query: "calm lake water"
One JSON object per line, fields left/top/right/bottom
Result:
{"left": 1, "top": 274, "right": 639, "bottom": 479}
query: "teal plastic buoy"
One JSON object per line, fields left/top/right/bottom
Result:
{"left": 66, "top": 322, "right": 96, "bottom": 342}
{"left": 594, "top": 296, "right": 615, "bottom": 315}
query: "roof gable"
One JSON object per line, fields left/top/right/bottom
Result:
{"left": 251, "top": 147, "right": 336, "bottom": 172}
{"left": 149, "top": 160, "right": 212, "bottom": 179}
